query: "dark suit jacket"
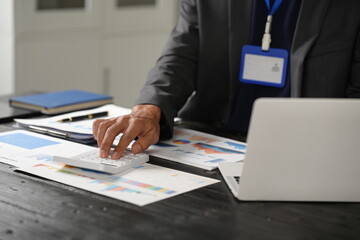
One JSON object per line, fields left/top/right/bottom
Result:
{"left": 135, "top": 0, "right": 360, "bottom": 137}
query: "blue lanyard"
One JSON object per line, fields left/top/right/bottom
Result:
{"left": 261, "top": 0, "right": 284, "bottom": 51}
{"left": 264, "top": 0, "right": 284, "bottom": 16}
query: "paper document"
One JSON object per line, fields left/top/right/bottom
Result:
{"left": 14, "top": 104, "right": 131, "bottom": 143}
{"left": 0, "top": 130, "right": 96, "bottom": 168}
{"left": 0, "top": 130, "right": 219, "bottom": 206}
{"left": 145, "top": 127, "right": 246, "bottom": 170}
{"left": 19, "top": 162, "right": 219, "bottom": 206}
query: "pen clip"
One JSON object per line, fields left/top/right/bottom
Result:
{"left": 57, "top": 111, "right": 109, "bottom": 123}
{"left": 28, "top": 125, "right": 69, "bottom": 138}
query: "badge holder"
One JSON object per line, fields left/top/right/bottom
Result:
{"left": 239, "top": 1, "right": 289, "bottom": 88}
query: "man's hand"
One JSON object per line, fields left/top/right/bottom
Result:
{"left": 92, "top": 104, "right": 161, "bottom": 159}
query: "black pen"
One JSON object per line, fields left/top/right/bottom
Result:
{"left": 57, "top": 111, "right": 108, "bottom": 123}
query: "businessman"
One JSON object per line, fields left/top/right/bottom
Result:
{"left": 93, "top": 0, "right": 360, "bottom": 159}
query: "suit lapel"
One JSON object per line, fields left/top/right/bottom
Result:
{"left": 290, "top": 0, "right": 332, "bottom": 97}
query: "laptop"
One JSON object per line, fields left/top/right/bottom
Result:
{"left": 219, "top": 98, "right": 360, "bottom": 202}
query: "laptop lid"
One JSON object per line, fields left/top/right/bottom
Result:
{"left": 223, "top": 98, "right": 360, "bottom": 202}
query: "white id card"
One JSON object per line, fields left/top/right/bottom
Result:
{"left": 239, "top": 45, "right": 288, "bottom": 88}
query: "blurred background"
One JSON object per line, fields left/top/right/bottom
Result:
{"left": 0, "top": 0, "right": 180, "bottom": 107}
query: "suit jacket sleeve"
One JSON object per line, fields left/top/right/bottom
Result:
{"left": 347, "top": 27, "right": 360, "bottom": 97}
{"left": 134, "top": 0, "right": 199, "bottom": 139}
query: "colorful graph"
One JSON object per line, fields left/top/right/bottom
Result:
{"left": 33, "top": 163, "right": 151, "bottom": 195}
{"left": 34, "top": 163, "right": 95, "bottom": 180}
{"left": 0, "top": 133, "right": 60, "bottom": 149}
{"left": 91, "top": 179, "right": 176, "bottom": 194}
{"left": 193, "top": 143, "right": 245, "bottom": 154}
{"left": 89, "top": 180, "right": 150, "bottom": 195}
{"left": 33, "top": 163, "right": 177, "bottom": 195}
{"left": 189, "top": 135, "right": 217, "bottom": 143}
{"left": 225, "top": 142, "right": 247, "bottom": 150}
{"left": 205, "top": 158, "right": 225, "bottom": 163}
{"left": 172, "top": 139, "right": 190, "bottom": 144}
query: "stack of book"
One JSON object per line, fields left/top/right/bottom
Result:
{"left": 9, "top": 90, "right": 113, "bottom": 115}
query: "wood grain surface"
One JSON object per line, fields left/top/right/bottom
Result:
{"left": 0, "top": 122, "right": 360, "bottom": 240}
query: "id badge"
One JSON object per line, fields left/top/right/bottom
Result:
{"left": 239, "top": 45, "right": 288, "bottom": 88}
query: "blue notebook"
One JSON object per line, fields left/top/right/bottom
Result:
{"left": 9, "top": 90, "right": 113, "bottom": 114}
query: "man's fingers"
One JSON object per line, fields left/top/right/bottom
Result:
{"left": 92, "top": 105, "right": 162, "bottom": 160}
{"left": 99, "top": 122, "right": 127, "bottom": 157}
{"left": 131, "top": 131, "right": 159, "bottom": 154}
{"left": 92, "top": 119, "right": 107, "bottom": 140}
{"left": 96, "top": 118, "right": 119, "bottom": 147}
{"left": 111, "top": 128, "right": 139, "bottom": 159}
{"left": 111, "top": 116, "right": 149, "bottom": 159}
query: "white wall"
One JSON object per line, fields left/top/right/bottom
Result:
{"left": 0, "top": 0, "right": 180, "bottom": 107}
{"left": 0, "top": 1, "right": 14, "bottom": 94}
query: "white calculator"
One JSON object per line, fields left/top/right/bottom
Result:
{"left": 53, "top": 149, "right": 149, "bottom": 174}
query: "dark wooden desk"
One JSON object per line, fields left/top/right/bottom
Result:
{"left": 0, "top": 122, "right": 360, "bottom": 240}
